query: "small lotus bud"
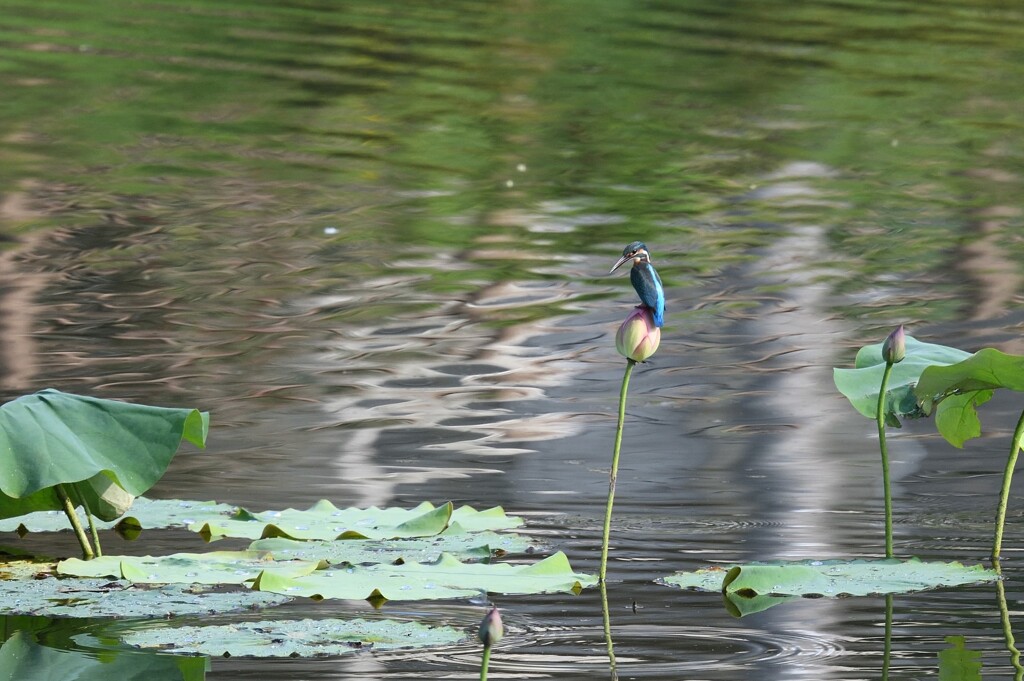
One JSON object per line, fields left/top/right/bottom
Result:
{"left": 882, "top": 325, "right": 906, "bottom": 364}
{"left": 478, "top": 607, "right": 503, "bottom": 647}
{"left": 616, "top": 306, "right": 661, "bottom": 362}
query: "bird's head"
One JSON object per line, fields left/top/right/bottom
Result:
{"left": 609, "top": 241, "right": 651, "bottom": 273}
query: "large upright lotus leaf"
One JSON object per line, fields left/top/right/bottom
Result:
{"left": 249, "top": 531, "right": 536, "bottom": 564}
{"left": 57, "top": 550, "right": 323, "bottom": 585}
{"left": 915, "top": 348, "right": 1024, "bottom": 447}
{"left": 662, "top": 559, "right": 998, "bottom": 597}
{"left": 116, "top": 617, "right": 466, "bottom": 658}
{"left": 0, "top": 390, "right": 208, "bottom": 519}
{"left": 0, "top": 575, "right": 289, "bottom": 618}
{"left": 196, "top": 500, "right": 523, "bottom": 541}
{"left": 0, "top": 497, "right": 237, "bottom": 534}
{"left": 252, "top": 551, "right": 595, "bottom": 601}
{"left": 834, "top": 336, "right": 971, "bottom": 423}
{"left": 0, "top": 631, "right": 209, "bottom": 681}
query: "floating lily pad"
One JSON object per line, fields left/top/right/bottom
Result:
{"left": 834, "top": 336, "right": 971, "bottom": 424}
{"left": 248, "top": 531, "right": 537, "bottom": 564}
{"left": 195, "top": 500, "right": 522, "bottom": 541}
{"left": 57, "top": 550, "right": 323, "bottom": 585}
{"left": 0, "top": 631, "right": 209, "bottom": 680}
{"left": 253, "top": 551, "right": 595, "bottom": 601}
{"left": 0, "top": 575, "right": 289, "bottom": 618}
{"left": 663, "top": 559, "right": 998, "bottom": 597}
{"left": 115, "top": 617, "right": 466, "bottom": 658}
{"left": 0, "top": 498, "right": 236, "bottom": 535}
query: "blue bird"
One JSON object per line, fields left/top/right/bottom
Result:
{"left": 610, "top": 241, "right": 665, "bottom": 327}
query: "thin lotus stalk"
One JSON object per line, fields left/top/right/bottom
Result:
{"left": 876, "top": 361, "right": 895, "bottom": 558}
{"left": 77, "top": 489, "right": 103, "bottom": 558}
{"left": 55, "top": 483, "right": 94, "bottom": 560}
{"left": 993, "top": 409, "right": 1024, "bottom": 561}
{"left": 479, "top": 645, "right": 492, "bottom": 681}
{"left": 601, "top": 358, "right": 636, "bottom": 584}
{"left": 600, "top": 579, "right": 619, "bottom": 680}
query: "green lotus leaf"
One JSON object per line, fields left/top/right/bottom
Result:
{"left": 195, "top": 500, "right": 522, "bottom": 541}
{"left": 57, "top": 550, "right": 324, "bottom": 584}
{"left": 115, "top": 617, "right": 466, "bottom": 658}
{"left": 0, "top": 390, "right": 208, "bottom": 520}
{"left": 248, "top": 531, "right": 537, "bottom": 564}
{"left": 0, "top": 498, "right": 237, "bottom": 534}
{"left": 663, "top": 558, "right": 998, "bottom": 597}
{"left": 0, "top": 631, "right": 209, "bottom": 680}
{"left": 253, "top": 551, "right": 595, "bottom": 601}
{"left": 915, "top": 348, "right": 1024, "bottom": 447}
{"left": 0, "top": 576, "right": 288, "bottom": 618}
{"left": 833, "top": 336, "right": 971, "bottom": 423}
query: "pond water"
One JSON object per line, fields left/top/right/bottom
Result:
{"left": 2, "top": 0, "right": 1024, "bottom": 678}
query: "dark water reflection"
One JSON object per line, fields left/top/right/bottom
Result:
{"left": 3, "top": 0, "right": 1024, "bottom": 678}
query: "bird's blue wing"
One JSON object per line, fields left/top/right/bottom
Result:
{"left": 631, "top": 263, "right": 665, "bottom": 327}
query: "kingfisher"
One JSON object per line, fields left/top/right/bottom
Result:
{"left": 610, "top": 241, "right": 665, "bottom": 327}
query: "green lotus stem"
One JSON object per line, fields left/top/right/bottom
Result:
{"left": 600, "top": 579, "right": 619, "bottom": 679}
{"left": 601, "top": 359, "right": 636, "bottom": 584}
{"left": 479, "top": 645, "right": 491, "bottom": 681}
{"left": 876, "top": 362, "right": 895, "bottom": 558}
{"left": 77, "top": 489, "right": 103, "bottom": 558}
{"left": 993, "top": 409, "right": 1024, "bottom": 561}
{"left": 55, "top": 483, "right": 94, "bottom": 560}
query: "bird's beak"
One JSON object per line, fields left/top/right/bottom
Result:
{"left": 609, "top": 254, "right": 631, "bottom": 274}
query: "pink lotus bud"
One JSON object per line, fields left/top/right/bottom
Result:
{"left": 882, "top": 325, "right": 906, "bottom": 364}
{"left": 478, "top": 607, "right": 503, "bottom": 647}
{"left": 616, "top": 306, "right": 661, "bottom": 362}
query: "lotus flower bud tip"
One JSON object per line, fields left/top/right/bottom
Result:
{"left": 479, "top": 607, "right": 503, "bottom": 647}
{"left": 882, "top": 325, "right": 906, "bottom": 364}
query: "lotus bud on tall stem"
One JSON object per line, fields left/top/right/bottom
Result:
{"left": 602, "top": 307, "right": 661, "bottom": 583}
{"left": 877, "top": 325, "right": 905, "bottom": 558}
{"left": 478, "top": 607, "right": 502, "bottom": 681}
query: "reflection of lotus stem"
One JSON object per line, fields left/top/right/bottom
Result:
{"left": 56, "top": 483, "right": 94, "bottom": 560}
{"left": 479, "top": 645, "right": 491, "bottom": 681}
{"left": 994, "top": 559, "right": 1024, "bottom": 680}
{"left": 882, "top": 594, "right": 893, "bottom": 681}
{"left": 993, "top": 410, "right": 1024, "bottom": 561}
{"left": 876, "top": 362, "right": 895, "bottom": 558}
{"left": 600, "top": 580, "right": 618, "bottom": 680}
{"left": 601, "top": 359, "right": 636, "bottom": 584}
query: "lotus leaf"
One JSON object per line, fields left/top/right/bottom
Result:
{"left": 915, "top": 348, "right": 1024, "bottom": 447}
{"left": 248, "top": 531, "right": 536, "bottom": 564}
{"left": 0, "top": 390, "right": 208, "bottom": 521}
{"left": 57, "top": 550, "right": 324, "bottom": 584}
{"left": 115, "top": 617, "right": 466, "bottom": 658}
{"left": 0, "top": 576, "right": 288, "bottom": 618}
{"left": 252, "top": 550, "right": 594, "bottom": 601}
{"left": 833, "top": 336, "right": 971, "bottom": 424}
{"left": 195, "top": 500, "right": 522, "bottom": 541}
{"left": 0, "top": 497, "right": 236, "bottom": 534}
{"left": 663, "top": 558, "right": 998, "bottom": 597}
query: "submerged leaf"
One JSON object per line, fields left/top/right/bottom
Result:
{"left": 117, "top": 617, "right": 466, "bottom": 658}
{"left": 663, "top": 558, "right": 997, "bottom": 597}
